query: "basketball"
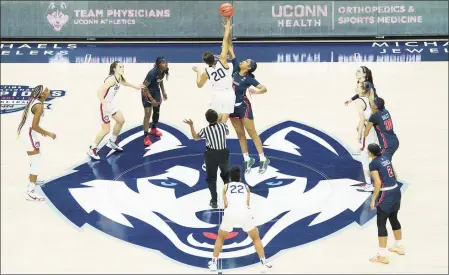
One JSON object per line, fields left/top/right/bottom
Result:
{"left": 219, "top": 3, "right": 234, "bottom": 18}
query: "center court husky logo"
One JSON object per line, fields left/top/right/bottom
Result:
{"left": 42, "top": 121, "right": 406, "bottom": 270}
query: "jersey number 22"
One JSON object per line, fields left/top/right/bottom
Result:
{"left": 230, "top": 185, "right": 244, "bottom": 194}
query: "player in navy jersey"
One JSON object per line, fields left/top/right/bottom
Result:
{"left": 141, "top": 57, "right": 169, "bottom": 146}
{"left": 226, "top": 46, "right": 270, "bottom": 174}
{"left": 364, "top": 98, "right": 399, "bottom": 162}
{"left": 344, "top": 66, "right": 378, "bottom": 106}
{"left": 367, "top": 143, "right": 404, "bottom": 264}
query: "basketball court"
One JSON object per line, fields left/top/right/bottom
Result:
{"left": 1, "top": 40, "right": 448, "bottom": 274}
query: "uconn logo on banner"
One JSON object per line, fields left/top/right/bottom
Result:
{"left": 0, "top": 85, "right": 66, "bottom": 114}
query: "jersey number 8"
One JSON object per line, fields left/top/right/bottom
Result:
{"left": 230, "top": 185, "right": 244, "bottom": 194}
{"left": 211, "top": 68, "right": 226, "bottom": 82}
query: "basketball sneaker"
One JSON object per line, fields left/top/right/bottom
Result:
{"left": 259, "top": 158, "right": 270, "bottom": 174}
{"left": 87, "top": 146, "right": 100, "bottom": 160}
{"left": 244, "top": 158, "right": 255, "bottom": 174}
{"left": 150, "top": 128, "right": 162, "bottom": 137}
{"left": 389, "top": 245, "right": 405, "bottom": 255}
{"left": 106, "top": 139, "right": 123, "bottom": 151}
{"left": 143, "top": 135, "right": 152, "bottom": 146}
{"left": 260, "top": 259, "right": 273, "bottom": 273}
{"left": 26, "top": 184, "right": 45, "bottom": 202}
{"left": 369, "top": 253, "right": 389, "bottom": 264}
{"left": 357, "top": 183, "right": 374, "bottom": 192}
{"left": 208, "top": 259, "right": 217, "bottom": 271}
{"left": 26, "top": 190, "right": 45, "bottom": 201}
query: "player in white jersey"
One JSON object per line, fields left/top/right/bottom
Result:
{"left": 87, "top": 61, "right": 145, "bottom": 160}
{"left": 192, "top": 18, "right": 235, "bottom": 124}
{"left": 208, "top": 166, "right": 272, "bottom": 273}
{"left": 354, "top": 81, "right": 379, "bottom": 191}
{"left": 16, "top": 85, "right": 56, "bottom": 201}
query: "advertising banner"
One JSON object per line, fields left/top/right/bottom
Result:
{"left": 0, "top": 1, "right": 224, "bottom": 38}
{"left": 1, "top": 41, "right": 447, "bottom": 63}
{"left": 1, "top": 1, "right": 448, "bottom": 38}
{"left": 232, "top": 1, "right": 448, "bottom": 37}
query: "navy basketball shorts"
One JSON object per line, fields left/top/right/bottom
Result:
{"left": 376, "top": 190, "right": 401, "bottom": 215}
{"left": 230, "top": 99, "right": 253, "bottom": 120}
{"left": 141, "top": 89, "right": 161, "bottom": 108}
{"left": 382, "top": 145, "right": 399, "bottom": 162}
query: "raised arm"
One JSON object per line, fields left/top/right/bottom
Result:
{"left": 218, "top": 18, "right": 232, "bottom": 68}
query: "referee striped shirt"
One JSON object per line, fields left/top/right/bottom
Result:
{"left": 198, "top": 122, "right": 229, "bottom": 150}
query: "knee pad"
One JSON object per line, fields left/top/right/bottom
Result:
{"left": 29, "top": 153, "right": 41, "bottom": 175}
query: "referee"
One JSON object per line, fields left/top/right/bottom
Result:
{"left": 183, "top": 109, "right": 229, "bottom": 209}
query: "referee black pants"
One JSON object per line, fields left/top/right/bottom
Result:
{"left": 204, "top": 148, "right": 230, "bottom": 203}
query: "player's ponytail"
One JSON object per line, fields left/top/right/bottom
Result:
{"left": 361, "top": 66, "right": 374, "bottom": 85}
{"left": 16, "top": 85, "right": 44, "bottom": 138}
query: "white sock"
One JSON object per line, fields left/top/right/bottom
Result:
{"left": 259, "top": 153, "right": 266, "bottom": 162}
{"left": 27, "top": 181, "right": 35, "bottom": 192}
{"left": 378, "top": 247, "right": 388, "bottom": 256}
{"left": 260, "top": 257, "right": 266, "bottom": 263}
{"left": 110, "top": 135, "right": 117, "bottom": 142}
{"left": 91, "top": 143, "right": 97, "bottom": 149}
{"left": 211, "top": 257, "right": 218, "bottom": 263}
{"left": 243, "top": 153, "right": 250, "bottom": 162}
{"left": 395, "top": 240, "right": 402, "bottom": 247}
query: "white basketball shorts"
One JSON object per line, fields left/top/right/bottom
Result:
{"left": 22, "top": 127, "right": 41, "bottom": 152}
{"left": 209, "top": 89, "right": 236, "bottom": 114}
{"left": 100, "top": 102, "right": 119, "bottom": 124}
{"left": 220, "top": 206, "right": 256, "bottom": 233}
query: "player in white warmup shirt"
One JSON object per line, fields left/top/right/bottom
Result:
{"left": 208, "top": 166, "right": 272, "bottom": 272}
{"left": 354, "top": 81, "right": 379, "bottom": 191}
{"left": 192, "top": 18, "right": 235, "bottom": 124}
{"left": 16, "top": 85, "right": 57, "bottom": 201}
{"left": 87, "top": 61, "right": 144, "bottom": 160}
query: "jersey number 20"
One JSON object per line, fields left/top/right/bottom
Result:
{"left": 230, "top": 185, "right": 244, "bottom": 194}
{"left": 211, "top": 68, "right": 226, "bottom": 82}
